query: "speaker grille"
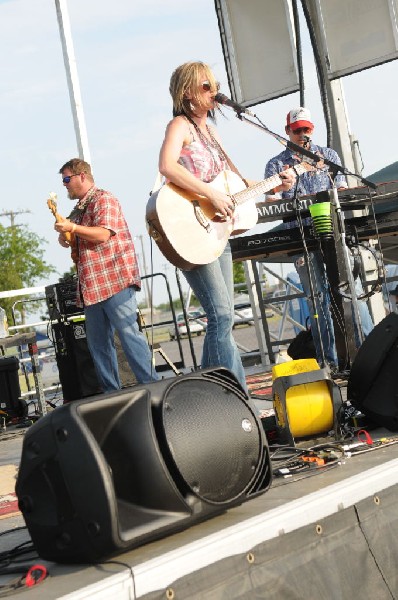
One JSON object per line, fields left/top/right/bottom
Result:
{"left": 162, "top": 378, "right": 261, "bottom": 504}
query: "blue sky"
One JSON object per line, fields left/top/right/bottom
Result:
{"left": 1, "top": 0, "right": 397, "bottom": 307}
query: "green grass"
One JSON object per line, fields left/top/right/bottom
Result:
{"left": 142, "top": 326, "right": 170, "bottom": 344}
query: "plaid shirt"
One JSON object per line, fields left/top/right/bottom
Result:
{"left": 73, "top": 187, "right": 141, "bottom": 306}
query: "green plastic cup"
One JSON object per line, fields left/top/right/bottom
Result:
{"left": 309, "top": 202, "right": 333, "bottom": 235}
{"left": 309, "top": 202, "right": 331, "bottom": 218}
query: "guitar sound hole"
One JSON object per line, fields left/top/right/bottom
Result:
{"left": 213, "top": 214, "right": 228, "bottom": 223}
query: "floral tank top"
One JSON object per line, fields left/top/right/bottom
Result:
{"left": 178, "top": 120, "right": 229, "bottom": 183}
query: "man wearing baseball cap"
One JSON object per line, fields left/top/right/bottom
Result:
{"left": 264, "top": 107, "right": 373, "bottom": 373}
{"left": 286, "top": 107, "right": 314, "bottom": 131}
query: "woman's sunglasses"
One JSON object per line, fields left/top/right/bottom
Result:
{"left": 201, "top": 81, "right": 220, "bottom": 92}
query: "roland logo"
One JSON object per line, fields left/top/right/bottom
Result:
{"left": 247, "top": 233, "right": 291, "bottom": 247}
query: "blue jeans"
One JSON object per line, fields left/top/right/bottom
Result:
{"left": 294, "top": 250, "right": 338, "bottom": 366}
{"left": 84, "top": 286, "right": 159, "bottom": 392}
{"left": 183, "top": 243, "right": 248, "bottom": 393}
{"left": 294, "top": 250, "right": 374, "bottom": 366}
{"left": 355, "top": 277, "right": 374, "bottom": 337}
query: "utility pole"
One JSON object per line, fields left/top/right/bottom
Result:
{"left": 0, "top": 209, "right": 31, "bottom": 227}
{"left": 54, "top": 0, "right": 91, "bottom": 163}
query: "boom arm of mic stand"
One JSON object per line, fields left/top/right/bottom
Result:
{"left": 237, "top": 114, "right": 321, "bottom": 166}
{"left": 236, "top": 114, "right": 377, "bottom": 189}
{"left": 288, "top": 141, "right": 377, "bottom": 189}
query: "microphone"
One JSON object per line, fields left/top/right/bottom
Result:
{"left": 215, "top": 93, "right": 255, "bottom": 116}
{"left": 303, "top": 135, "right": 312, "bottom": 149}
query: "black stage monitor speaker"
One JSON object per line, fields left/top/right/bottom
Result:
{"left": 347, "top": 312, "right": 398, "bottom": 430}
{"left": 16, "top": 368, "right": 272, "bottom": 563}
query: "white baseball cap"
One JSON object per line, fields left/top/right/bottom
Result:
{"left": 286, "top": 107, "right": 314, "bottom": 130}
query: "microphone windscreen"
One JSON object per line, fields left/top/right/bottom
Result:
{"left": 215, "top": 93, "right": 229, "bottom": 105}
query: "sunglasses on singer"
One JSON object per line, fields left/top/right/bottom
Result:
{"left": 201, "top": 81, "right": 220, "bottom": 92}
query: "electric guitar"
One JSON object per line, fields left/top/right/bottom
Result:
{"left": 47, "top": 193, "right": 78, "bottom": 264}
{"left": 146, "top": 163, "right": 315, "bottom": 270}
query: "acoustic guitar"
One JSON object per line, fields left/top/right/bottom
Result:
{"left": 47, "top": 193, "right": 78, "bottom": 264}
{"left": 146, "top": 163, "right": 314, "bottom": 270}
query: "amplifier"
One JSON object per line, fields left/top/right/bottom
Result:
{"left": 51, "top": 320, "right": 135, "bottom": 401}
{"left": 52, "top": 319, "right": 101, "bottom": 401}
{"left": 45, "top": 279, "right": 81, "bottom": 319}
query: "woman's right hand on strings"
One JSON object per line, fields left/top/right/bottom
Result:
{"left": 207, "top": 187, "right": 235, "bottom": 219}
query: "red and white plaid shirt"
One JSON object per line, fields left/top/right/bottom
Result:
{"left": 74, "top": 187, "right": 141, "bottom": 307}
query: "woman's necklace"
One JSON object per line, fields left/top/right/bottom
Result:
{"left": 186, "top": 115, "right": 227, "bottom": 163}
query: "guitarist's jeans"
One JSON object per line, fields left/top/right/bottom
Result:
{"left": 84, "top": 286, "right": 160, "bottom": 392}
{"left": 183, "top": 243, "right": 248, "bottom": 394}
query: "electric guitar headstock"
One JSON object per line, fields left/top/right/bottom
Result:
{"left": 47, "top": 192, "right": 58, "bottom": 219}
{"left": 46, "top": 192, "right": 77, "bottom": 265}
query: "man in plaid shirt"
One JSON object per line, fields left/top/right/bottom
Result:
{"left": 55, "top": 158, "right": 159, "bottom": 392}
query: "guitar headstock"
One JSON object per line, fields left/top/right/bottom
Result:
{"left": 293, "top": 156, "right": 325, "bottom": 174}
{"left": 315, "top": 156, "right": 325, "bottom": 171}
{"left": 47, "top": 192, "right": 57, "bottom": 216}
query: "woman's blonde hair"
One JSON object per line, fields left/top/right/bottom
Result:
{"left": 169, "top": 61, "right": 219, "bottom": 120}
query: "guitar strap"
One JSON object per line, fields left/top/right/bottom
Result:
{"left": 208, "top": 132, "right": 251, "bottom": 189}
{"left": 213, "top": 139, "right": 248, "bottom": 186}
{"left": 67, "top": 186, "right": 97, "bottom": 223}
{"left": 151, "top": 172, "right": 164, "bottom": 195}
{"left": 66, "top": 187, "right": 97, "bottom": 265}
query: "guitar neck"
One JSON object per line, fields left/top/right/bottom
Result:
{"left": 50, "top": 209, "right": 73, "bottom": 243}
{"left": 233, "top": 164, "right": 310, "bottom": 206}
